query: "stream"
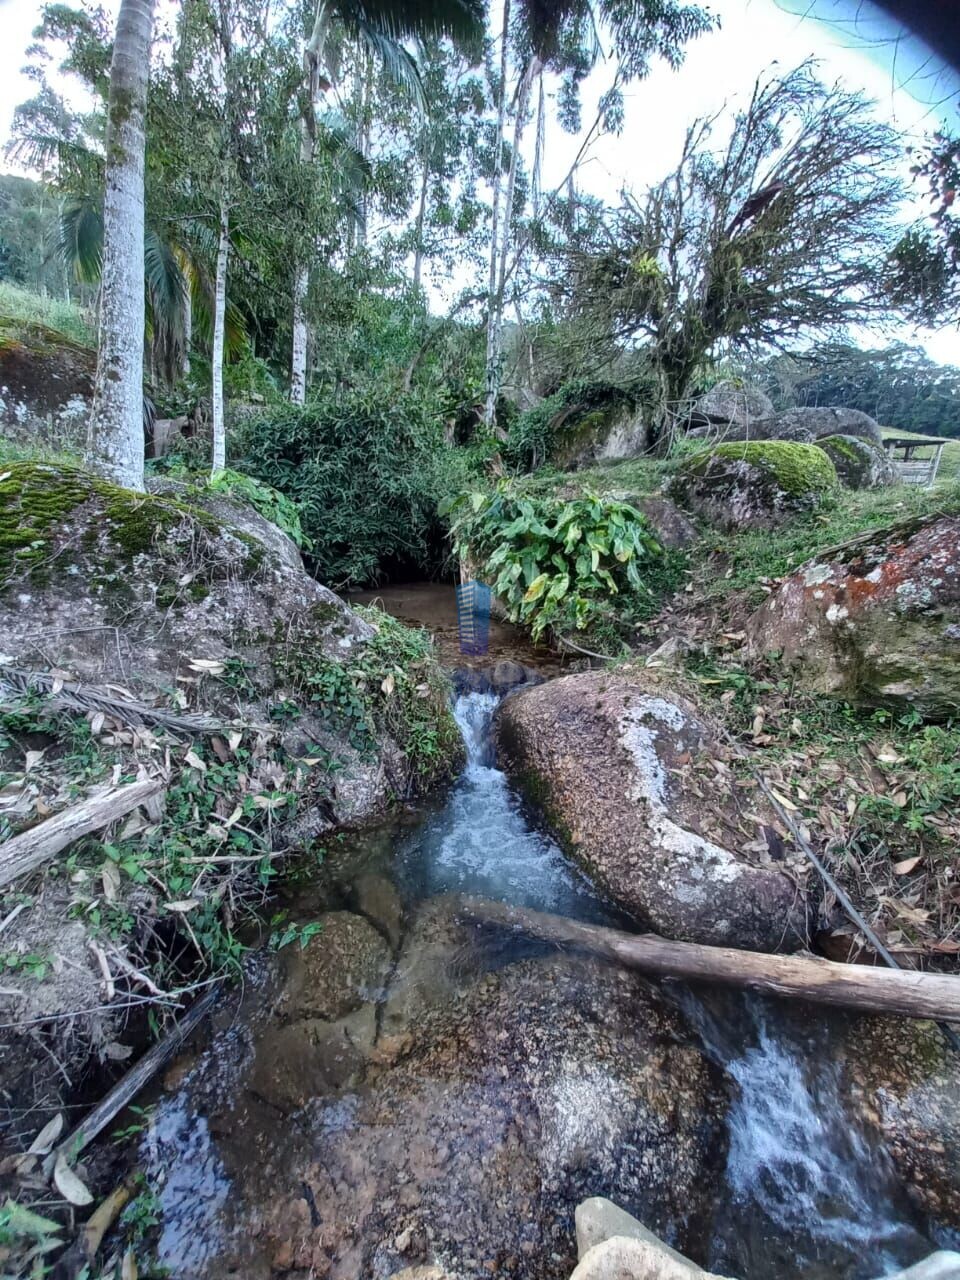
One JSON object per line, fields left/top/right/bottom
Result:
{"left": 143, "top": 686, "right": 948, "bottom": 1280}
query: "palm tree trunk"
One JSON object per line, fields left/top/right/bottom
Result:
{"left": 86, "top": 0, "right": 156, "bottom": 492}
{"left": 182, "top": 276, "right": 192, "bottom": 377}
{"left": 290, "top": 2, "right": 329, "bottom": 404}
{"left": 211, "top": 199, "right": 229, "bottom": 475}
{"left": 482, "top": 0, "right": 511, "bottom": 431}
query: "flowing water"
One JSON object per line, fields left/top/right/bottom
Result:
{"left": 145, "top": 688, "right": 946, "bottom": 1280}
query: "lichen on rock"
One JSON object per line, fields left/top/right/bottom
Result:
{"left": 669, "top": 441, "right": 839, "bottom": 531}
{"left": 746, "top": 513, "right": 960, "bottom": 719}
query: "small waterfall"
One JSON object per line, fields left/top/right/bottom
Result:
{"left": 690, "top": 999, "right": 930, "bottom": 1279}
{"left": 452, "top": 689, "right": 499, "bottom": 768}
{"left": 394, "top": 690, "right": 608, "bottom": 920}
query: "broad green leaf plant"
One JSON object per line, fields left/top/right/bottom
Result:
{"left": 446, "top": 486, "right": 664, "bottom": 642}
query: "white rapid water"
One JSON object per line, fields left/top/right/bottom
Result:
{"left": 690, "top": 1000, "right": 933, "bottom": 1279}
{"left": 394, "top": 691, "right": 609, "bottom": 920}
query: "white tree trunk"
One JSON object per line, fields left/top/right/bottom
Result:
{"left": 290, "top": 264, "right": 309, "bottom": 405}
{"left": 482, "top": 0, "right": 511, "bottom": 431}
{"left": 211, "top": 200, "right": 229, "bottom": 475}
{"left": 290, "top": 4, "right": 329, "bottom": 404}
{"left": 182, "top": 274, "right": 192, "bottom": 377}
{"left": 86, "top": 0, "right": 156, "bottom": 492}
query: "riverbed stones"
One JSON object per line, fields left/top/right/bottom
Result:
{"left": 746, "top": 514, "right": 960, "bottom": 719}
{"left": 280, "top": 911, "right": 391, "bottom": 1021}
{"left": 570, "top": 1237, "right": 730, "bottom": 1280}
{"left": 352, "top": 872, "right": 404, "bottom": 951}
{"left": 495, "top": 669, "right": 805, "bottom": 951}
{"left": 254, "top": 951, "right": 729, "bottom": 1280}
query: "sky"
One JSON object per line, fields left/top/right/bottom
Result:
{"left": 0, "top": 0, "right": 957, "bottom": 363}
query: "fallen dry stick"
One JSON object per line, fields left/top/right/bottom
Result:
{"left": 458, "top": 895, "right": 960, "bottom": 1023}
{"left": 0, "top": 778, "right": 164, "bottom": 889}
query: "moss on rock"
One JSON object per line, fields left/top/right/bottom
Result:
{"left": 669, "top": 441, "right": 838, "bottom": 531}
{"left": 814, "top": 434, "right": 897, "bottom": 490}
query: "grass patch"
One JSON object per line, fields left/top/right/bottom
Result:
{"left": 694, "top": 478, "right": 960, "bottom": 604}
{"left": 0, "top": 281, "right": 95, "bottom": 349}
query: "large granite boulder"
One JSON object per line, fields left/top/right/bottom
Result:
{"left": 691, "top": 381, "right": 774, "bottom": 430}
{"left": 495, "top": 669, "right": 806, "bottom": 951}
{"left": 249, "top": 953, "right": 729, "bottom": 1279}
{"left": 690, "top": 406, "right": 884, "bottom": 447}
{"left": 814, "top": 435, "right": 898, "bottom": 490}
{"left": 668, "top": 442, "right": 839, "bottom": 532}
{"left": 746, "top": 514, "right": 960, "bottom": 719}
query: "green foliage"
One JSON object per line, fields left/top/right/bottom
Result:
{"left": 505, "top": 379, "right": 642, "bottom": 471}
{"left": 268, "top": 919, "right": 323, "bottom": 950}
{"left": 446, "top": 486, "right": 668, "bottom": 642}
{"left": 276, "top": 606, "right": 463, "bottom": 786}
{"left": 235, "top": 390, "right": 448, "bottom": 587}
{"left": 207, "top": 468, "right": 309, "bottom": 549}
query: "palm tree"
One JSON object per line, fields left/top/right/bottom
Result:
{"left": 290, "top": 0, "right": 485, "bottom": 403}
{"left": 87, "top": 0, "right": 157, "bottom": 491}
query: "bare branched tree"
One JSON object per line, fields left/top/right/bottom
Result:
{"left": 552, "top": 63, "right": 905, "bottom": 447}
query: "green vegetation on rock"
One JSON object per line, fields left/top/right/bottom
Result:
{"left": 680, "top": 440, "right": 839, "bottom": 497}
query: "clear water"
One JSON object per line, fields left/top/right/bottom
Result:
{"left": 145, "top": 689, "right": 943, "bottom": 1280}
{"left": 392, "top": 692, "right": 610, "bottom": 920}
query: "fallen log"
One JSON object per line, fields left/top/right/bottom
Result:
{"left": 0, "top": 778, "right": 164, "bottom": 889}
{"left": 47, "top": 984, "right": 220, "bottom": 1176}
{"left": 457, "top": 896, "right": 960, "bottom": 1023}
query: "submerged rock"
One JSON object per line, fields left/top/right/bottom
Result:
{"left": 669, "top": 442, "right": 838, "bottom": 531}
{"left": 746, "top": 514, "right": 960, "bottom": 718}
{"left": 255, "top": 952, "right": 729, "bottom": 1279}
{"left": 813, "top": 435, "right": 898, "bottom": 490}
{"left": 281, "top": 911, "right": 391, "bottom": 1021}
{"left": 495, "top": 669, "right": 805, "bottom": 951}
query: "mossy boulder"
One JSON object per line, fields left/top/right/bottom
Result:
{"left": 669, "top": 441, "right": 839, "bottom": 531}
{"left": 814, "top": 435, "right": 898, "bottom": 490}
{"left": 746, "top": 514, "right": 960, "bottom": 719}
{"left": 0, "top": 462, "right": 463, "bottom": 828}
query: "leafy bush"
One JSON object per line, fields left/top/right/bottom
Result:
{"left": 235, "top": 390, "right": 447, "bottom": 587}
{"left": 446, "top": 486, "right": 666, "bottom": 642}
{"left": 505, "top": 379, "right": 643, "bottom": 471}
{"left": 207, "top": 468, "right": 309, "bottom": 549}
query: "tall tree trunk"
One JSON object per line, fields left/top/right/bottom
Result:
{"left": 484, "top": 52, "right": 539, "bottom": 433}
{"left": 482, "top": 0, "right": 511, "bottom": 431}
{"left": 290, "top": 265, "right": 309, "bottom": 405}
{"left": 290, "top": 3, "right": 329, "bottom": 404}
{"left": 210, "top": 199, "right": 229, "bottom": 475}
{"left": 86, "top": 0, "right": 156, "bottom": 492}
{"left": 412, "top": 144, "right": 430, "bottom": 292}
{"left": 182, "top": 274, "right": 192, "bottom": 377}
